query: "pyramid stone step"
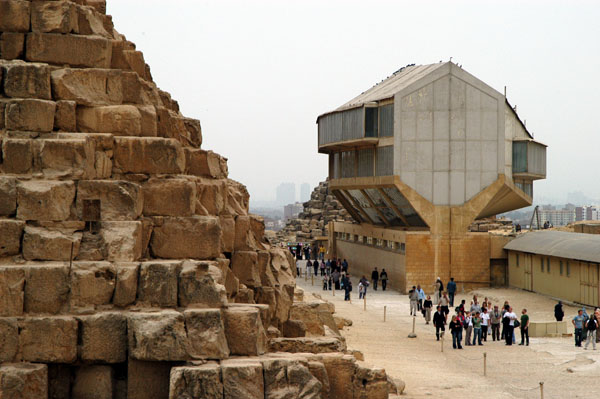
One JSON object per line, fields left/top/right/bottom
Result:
{"left": 0, "top": 1, "right": 30, "bottom": 33}
{"left": 0, "top": 60, "right": 52, "bottom": 99}
{"left": 4, "top": 98, "right": 56, "bottom": 132}
{"left": 26, "top": 32, "right": 112, "bottom": 68}
{"left": 16, "top": 180, "right": 75, "bottom": 221}
{"left": 0, "top": 363, "right": 48, "bottom": 399}
{"left": 113, "top": 136, "right": 185, "bottom": 174}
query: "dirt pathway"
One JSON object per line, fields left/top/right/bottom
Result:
{"left": 296, "top": 275, "right": 600, "bottom": 398}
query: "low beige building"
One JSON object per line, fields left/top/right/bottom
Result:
{"left": 505, "top": 231, "right": 600, "bottom": 307}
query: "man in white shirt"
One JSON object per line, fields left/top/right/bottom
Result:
{"left": 481, "top": 308, "right": 490, "bottom": 342}
{"left": 503, "top": 307, "right": 517, "bottom": 346}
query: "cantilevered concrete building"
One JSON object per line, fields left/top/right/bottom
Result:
{"left": 318, "top": 62, "right": 546, "bottom": 292}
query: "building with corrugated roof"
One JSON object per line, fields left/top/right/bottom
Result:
{"left": 319, "top": 62, "right": 547, "bottom": 292}
{"left": 505, "top": 231, "right": 600, "bottom": 306}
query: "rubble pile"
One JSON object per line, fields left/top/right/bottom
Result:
{"left": 0, "top": 1, "right": 395, "bottom": 398}
{"left": 275, "top": 180, "right": 354, "bottom": 244}
{"left": 468, "top": 218, "right": 513, "bottom": 233}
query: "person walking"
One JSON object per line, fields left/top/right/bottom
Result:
{"left": 371, "top": 268, "right": 379, "bottom": 291}
{"left": 380, "top": 269, "right": 388, "bottom": 291}
{"left": 320, "top": 260, "right": 325, "bottom": 276}
{"left": 332, "top": 270, "right": 340, "bottom": 290}
{"left": 472, "top": 312, "right": 483, "bottom": 345}
{"left": 313, "top": 260, "right": 318, "bottom": 276}
{"left": 481, "top": 308, "right": 490, "bottom": 342}
{"left": 555, "top": 301, "right": 564, "bottom": 321}
{"left": 519, "top": 308, "right": 530, "bottom": 346}
{"left": 447, "top": 277, "right": 457, "bottom": 307}
{"left": 503, "top": 307, "right": 517, "bottom": 346}
{"left": 409, "top": 286, "right": 419, "bottom": 316}
{"left": 305, "top": 260, "right": 312, "bottom": 277}
{"left": 423, "top": 295, "right": 433, "bottom": 324}
{"left": 434, "top": 277, "right": 444, "bottom": 304}
{"left": 585, "top": 313, "right": 598, "bottom": 350}
{"left": 440, "top": 293, "right": 450, "bottom": 318}
{"left": 573, "top": 309, "right": 585, "bottom": 347}
{"left": 464, "top": 312, "right": 473, "bottom": 346}
{"left": 450, "top": 315, "right": 463, "bottom": 349}
{"left": 358, "top": 281, "right": 365, "bottom": 299}
{"left": 359, "top": 275, "right": 369, "bottom": 298}
{"left": 433, "top": 305, "right": 446, "bottom": 341}
{"left": 344, "top": 274, "right": 352, "bottom": 301}
{"left": 490, "top": 305, "right": 501, "bottom": 341}
{"left": 417, "top": 285, "right": 425, "bottom": 311}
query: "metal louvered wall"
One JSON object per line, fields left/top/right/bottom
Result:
{"left": 341, "top": 151, "right": 355, "bottom": 178}
{"left": 318, "top": 107, "right": 364, "bottom": 146}
{"left": 379, "top": 104, "right": 394, "bottom": 137}
{"left": 357, "top": 149, "right": 374, "bottom": 177}
{"left": 376, "top": 146, "right": 393, "bottom": 176}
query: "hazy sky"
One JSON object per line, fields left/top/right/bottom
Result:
{"left": 108, "top": 1, "right": 600, "bottom": 204}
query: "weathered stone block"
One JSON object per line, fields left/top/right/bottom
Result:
{"left": 262, "top": 358, "right": 321, "bottom": 399}
{"left": 5, "top": 99, "right": 56, "bottom": 132}
{"left": 77, "top": 4, "right": 111, "bottom": 38}
{"left": 113, "top": 262, "right": 138, "bottom": 307}
{"left": 269, "top": 337, "right": 346, "bottom": 353}
{"left": 100, "top": 221, "right": 143, "bottom": 261}
{"left": 184, "top": 148, "right": 228, "bottom": 178}
{"left": 137, "top": 105, "right": 157, "bottom": 136}
{"left": 1, "top": 139, "right": 33, "bottom": 174}
{"left": 0, "top": 32, "right": 25, "bottom": 60}
{"left": 1, "top": 61, "right": 52, "bottom": 99}
{"left": 308, "top": 361, "right": 330, "bottom": 399}
{"left": 0, "top": 1, "right": 30, "bottom": 32}
{"left": 234, "top": 215, "right": 261, "bottom": 251}
{"left": 221, "top": 360, "right": 263, "bottom": 399}
{"left": 113, "top": 137, "right": 185, "bottom": 174}
{"left": 52, "top": 68, "right": 121, "bottom": 106}
{"left": 320, "top": 353, "right": 357, "bottom": 399}
{"left": 137, "top": 261, "right": 180, "bottom": 307}
{"left": 283, "top": 319, "right": 307, "bottom": 338}
{"left": 128, "top": 359, "right": 172, "bottom": 399}
{"left": 196, "top": 179, "right": 226, "bottom": 216}
{"left": 128, "top": 311, "right": 189, "bottom": 361}
{"left": 17, "top": 180, "right": 75, "bottom": 221}
{"left": 55, "top": 100, "right": 77, "bottom": 131}
{"left": 352, "top": 364, "right": 388, "bottom": 399}
{"left": 0, "top": 318, "right": 18, "bottom": 362}
{"left": 150, "top": 216, "right": 221, "bottom": 259}
{"left": 230, "top": 251, "right": 260, "bottom": 288}
{"left": 220, "top": 215, "right": 235, "bottom": 253}
{"left": 142, "top": 178, "right": 196, "bottom": 216}
{"left": 178, "top": 261, "right": 226, "bottom": 308}
{"left": 79, "top": 312, "right": 127, "bottom": 363}
{"left": 0, "top": 363, "right": 48, "bottom": 399}
{"left": 169, "top": 364, "right": 223, "bottom": 399}
{"left": 184, "top": 309, "right": 229, "bottom": 360}
{"left": 0, "top": 219, "right": 24, "bottom": 257}
{"left": 31, "top": 1, "right": 78, "bottom": 34}
{"left": 222, "top": 307, "right": 267, "bottom": 356}
{"left": 182, "top": 117, "right": 202, "bottom": 148}
{"left": 22, "top": 225, "right": 81, "bottom": 261}
{"left": 38, "top": 138, "right": 96, "bottom": 178}
{"left": 26, "top": 32, "right": 112, "bottom": 68}
{"left": 76, "top": 180, "right": 143, "bottom": 220}
{"left": 77, "top": 105, "right": 142, "bottom": 135}
{"left": 70, "top": 261, "right": 116, "bottom": 308}
{"left": 0, "top": 267, "right": 24, "bottom": 317}
{"left": 24, "top": 264, "right": 69, "bottom": 314}
{"left": 72, "top": 366, "right": 113, "bottom": 399}
{"left": 19, "top": 317, "right": 78, "bottom": 362}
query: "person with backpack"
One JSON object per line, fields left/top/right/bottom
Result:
{"left": 519, "top": 308, "right": 530, "bottom": 346}
{"left": 358, "top": 281, "right": 365, "bottom": 299}
{"left": 359, "top": 276, "right": 369, "bottom": 298}
{"left": 371, "top": 267, "right": 379, "bottom": 291}
{"left": 344, "top": 274, "right": 353, "bottom": 301}
{"left": 450, "top": 315, "right": 463, "bottom": 349}
{"left": 585, "top": 313, "right": 598, "bottom": 350}
{"left": 380, "top": 269, "right": 388, "bottom": 291}
{"left": 433, "top": 305, "right": 446, "bottom": 341}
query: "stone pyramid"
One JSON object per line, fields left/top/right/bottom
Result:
{"left": 0, "top": 1, "right": 395, "bottom": 398}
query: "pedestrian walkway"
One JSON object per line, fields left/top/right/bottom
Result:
{"left": 296, "top": 276, "right": 600, "bottom": 398}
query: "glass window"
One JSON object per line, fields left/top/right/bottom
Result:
{"left": 379, "top": 104, "right": 394, "bottom": 137}
{"left": 541, "top": 257, "right": 544, "bottom": 272}
{"left": 547, "top": 258, "right": 550, "bottom": 273}
{"left": 560, "top": 261, "right": 563, "bottom": 276}
{"left": 365, "top": 107, "right": 378, "bottom": 138}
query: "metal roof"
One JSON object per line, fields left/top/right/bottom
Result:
{"left": 504, "top": 231, "right": 600, "bottom": 264}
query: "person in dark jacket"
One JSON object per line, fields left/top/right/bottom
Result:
{"left": 433, "top": 306, "right": 446, "bottom": 341}
{"left": 555, "top": 301, "right": 564, "bottom": 321}
{"left": 447, "top": 277, "right": 457, "bottom": 307}
{"left": 344, "top": 274, "right": 352, "bottom": 301}
{"left": 371, "top": 267, "right": 379, "bottom": 290}
{"left": 450, "top": 315, "right": 463, "bottom": 349}
{"left": 380, "top": 269, "right": 388, "bottom": 291}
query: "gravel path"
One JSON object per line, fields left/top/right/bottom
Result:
{"left": 296, "top": 275, "right": 600, "bottom": 398}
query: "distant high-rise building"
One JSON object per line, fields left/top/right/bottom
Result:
{"left": 576, "top": 206, "right": 600, "bottom": 221}
{"left": 276, "top": 183, "right": 295, "bottom": 206}
{"left": 300, "top": 183, "right": 310, "bottom": 202}
{"left": 283, "top": 202, "right": 304, "bottom": 221}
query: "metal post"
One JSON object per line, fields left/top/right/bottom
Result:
{"left": 408, "top": 315, "right": 417, "bottom": 338}
{"left": 311, "top": 274, "right": 314, "bottom": 286}
{"left": 384, "top": 306, "right": 387, "bottom": 322}
{"left": 483, "top": 352, "right": 487, "bottom": 377}
{"left": 540, "top": 382, "right": 544, "bottom": 399}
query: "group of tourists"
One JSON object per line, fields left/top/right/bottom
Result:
{"left": 555, "top": 301, "right": 600, "bottom": 350}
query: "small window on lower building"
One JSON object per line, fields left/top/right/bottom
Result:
{"left": 560, "top": 261, "right": 563, "bottom": 276}
{"left": 567, "top": 261, "right": 571, "bottom": 277}
{"left": 400, "top": 243, "right": 406, "bottom": 253}
{"left": 547, "top": 257, "right": 551, "bottom": 273}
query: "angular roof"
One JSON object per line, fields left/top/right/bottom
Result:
{"left": 504, "top": 231, "right": 600, "bottom": 264}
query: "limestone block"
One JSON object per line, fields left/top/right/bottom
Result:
{"left": 269, "top": 337, "right": 346, "bottom": 353}
{"left": 77, "top": 5, "right": 111, "bottom": 38}
{"left": 142, "top": 178, "right": 196, "bottom": 217}
{"left": 72, "top": 366, "right": 113, "bottom": 399}
{"left": 100, "top": 221, "right": 143, "bottom": 261}
{"left": 77, "top": 105, "right": 142, "bottom": 135}
{"left": 17, "top": 180, "right": 75, "bottom": 221}
{"left": 182, "top": 117, "right": 202, "bottom": 148}
{"left": 52, "top": 68, "right": 122, "bottom": 106}
{"left": 320, "top": 353, "right": 357, "bottom": 399}
{"left": 0, "top": 267, "right": 24, "bottom": 316}
{"left": 155, "top": 106, "right": 184, "bottom": 139}
{"left": 128, "top": 311, "right": 189, "bottom": 361}
{"left": 76, "top": 180, "right": 143, "bottom": 220}
{"left": 289, "top": 302, "right": 339, "bottom": 337}
{"left": 0, "top": 219, "right": 24, "bottom": 257}
{"left": 0, "top": 177, "right": 16, "bottom": 216}
{"left": 22, "top": 225, "right": 81, "bottom": 261}
{"left": 283, "top": 319, "right": 307, "bottom": 338}
{"left": 55, "top": 100, "right": 77, "bottom": 131}
{"left": 0, "top": 363, "right": 48, "bottom": 399}
{"left": 110, "top": 39, "right": 135, "bottom": 70}
{"left": 150, "top": 216, "right": 221, "bottom": 259}
{"left": 221, "top": 360, "right": 263, "bottom": 399}
{"left": 79, "top": 312, "right": 127, "bottom": 363}
{"left": 0, "top": 0, "right": 30, "bottom": 32}
{"left": 222, "top": 307, "right": 267, "bottom": 356}
{"left": 184, "top": 309, "right": 229, "bottom": 360}
{"left": 121, "top": 71, "right": 142, "bottom": 103}
{"left": 137, "top": 261, "right": 180, "bottom": 307}
{"left": 19, "top": 317, "right": 78, "bottom": 362}
{"left": 195, "top": 179, "right": 226, "bottom": 216}
{"left": 113, "top": 262, "right": 138, "bottom": 307}
{"left": 0, "top": 32, "right": 25, "bottom": 60}
{"left": 127, "top": 359, "right": 172, "bottom": 399}
{"left": 137, "top": 105, "right": 157, "bottom": 136}
{"left": 38, "top": 138, "right": 96, "bottom": 179}
{"left": 113, "top": 137, "right": 185, "bottom": 174}
{"left": 308, "top": 361, "right": 330, "bottom": 399}
{"left": 230, "top": 251, "right": 260, "bottom": 288}
{"left": 184, "top": 148, "right": 228, "bottom": 178}
{"left": 1, "top": 139, "right": 33, "bottom": 174}
{"left": 24, "top": 264, "right": 69, "bottom": 314}
{"left": 169, "top": 364, "right": 223, "bottom": 399}
{"left": 83, "top": 0, "right": 107, "bottom": 14}
{"left": 0, "top": 318, "right": 18, "bottom": 362}
{"left": 262, "top": 358, "right": 321, "bottom": 399}
{"left": 31, "top": 1, "right": 78, "bottom": 34}
{"left": 178, "top": 261, "right": 227, "bottom": 308}
{"left": 26, "top": 33, "right": 112, "bottom": 68}
{"left": 1, "top": 61, "right": 52, "bottom": 99}
{"left": 352, "top": 364, "right": 388, "bottom": 399}
{"left": 287, "top": 362, "right": 322, "bottom": 399}
{"left": 226, "top": 180, "right": 249, "bottom": 215}
{"left": 220, "top": 215, "right": 235, "bottom": 253}
{"left": 267, "top": 326, "right": 282, "bottom": 339}
{"left": 5, "top": 99, "right": 56, "bottom": 132}
{"left": 70, "top": 261, "right": 116, "bottom": 308}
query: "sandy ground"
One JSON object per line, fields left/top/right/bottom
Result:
{"left": 296, "top": 274, "right": 600, "bottom": 398}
